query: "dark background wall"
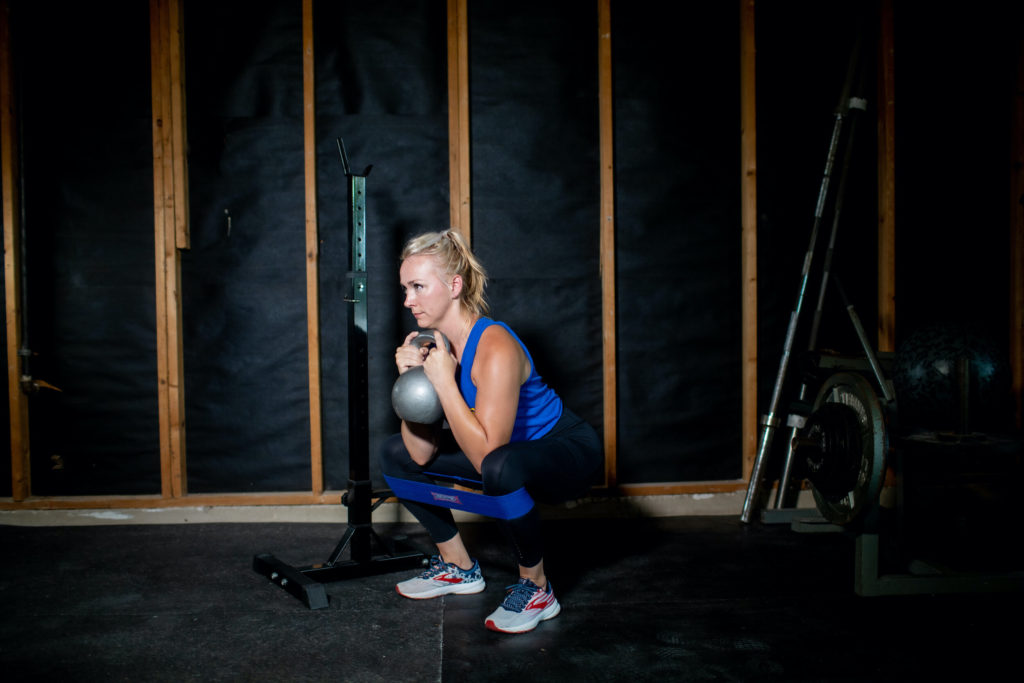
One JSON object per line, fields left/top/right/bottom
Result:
{"left": 893, "top": 7, "right": 1016, "bottom": 342}
{"left": 613, "top": 1, "right": 742, "bottom": 482}
{"left": 2, "top": 0, "right": 1020, "bottom": 497}
{"left": 182, "top": 0, "right": 310, "bottom": 493}
{"left": 14, "top": 0, "right": 158, "bottom": 496}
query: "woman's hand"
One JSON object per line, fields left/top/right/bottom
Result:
{"left": 395, "top": 331, "right": 428, "bottom": 375}
{"left": 421, "top": 332, "right": 457, "bottom": 386}
{"left": 396, "top": 331, "right": 447, "bottom": 465}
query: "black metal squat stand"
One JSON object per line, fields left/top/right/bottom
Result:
{"left": 252, "top": 140, "right": 428, "bottom": 609}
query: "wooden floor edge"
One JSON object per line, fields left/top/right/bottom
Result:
{"left": 615, "top": 481, "right": 750, "bottom": 496}
{"left": 0, "top": 492, "right": 344, "bottom": 511}
{"left": 0, "top": 482, "right": 761, "bottom": 511}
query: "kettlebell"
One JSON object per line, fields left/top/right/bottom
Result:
{"left": 391, "top": 331, "right": 450, "bottom": 424}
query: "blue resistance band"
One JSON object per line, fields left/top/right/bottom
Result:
{"left": 384, "top": 475, "right": 535, "bottom": 520}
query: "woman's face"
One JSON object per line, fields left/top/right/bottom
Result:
{"left": 400, "top": 254, "right": 455, "bottom": 328}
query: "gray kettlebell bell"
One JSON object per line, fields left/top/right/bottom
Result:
{"left": 391, "top": 331, "right": 450, "bottom": 424}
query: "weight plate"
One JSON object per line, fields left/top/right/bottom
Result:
{"left": 809, "top": 372, "right": 887, "bottom": 525}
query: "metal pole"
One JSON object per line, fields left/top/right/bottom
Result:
{"left": 774, "top": 86, "right": 868, "bottom": 509}
{"left": 835, "top": 276, "right": 896, "bottom": 404}
{"left": 740, "top": 36, "right": 863, "bottom": 523}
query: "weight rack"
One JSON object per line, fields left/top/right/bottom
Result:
{"left": 252, "top": 139, "right": 427, "bottom": 609}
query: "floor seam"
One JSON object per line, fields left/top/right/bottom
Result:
{"left": 437, "top": 596, "right": 446, "bottom": 683}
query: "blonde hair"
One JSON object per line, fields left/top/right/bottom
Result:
{"left": 402, "top": 229, "right": 489, "bottom": 317}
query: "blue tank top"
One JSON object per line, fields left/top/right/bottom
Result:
{"left": 458, "top": 318, "right": 563, "bottom": 442}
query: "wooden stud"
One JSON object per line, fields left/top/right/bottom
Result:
{"left": 168, "top": 0, "right": 189, "bottom": 251}
{"left": 877, "top": 0, "right": 896, "bottom": 354}
{"left": 165, "top": 0, "right": 188, "bottom": 499}
{"left": 1011, "top": 23, "right": 1024, "bottom": 429}
{"left": 447, "top": 0, "right": 470, "bottom": 240}
{"left": 303, "top": 0, "right": 324, "bottom": 494}
{"left": 598, "top": 0, "right": 617, "bottom": 488}
{"left": 150, "top": 0, "right": 170, "bottom": 498}
{"left": 1, "top": 0, "right": 30, "bottom": 501}
{"left": 151, "top": 0, "right": 188, "bottom": 498}
{"left": 740, "top": 0, "right": 758, "bottom": 481}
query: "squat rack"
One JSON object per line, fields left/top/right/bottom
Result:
{"left": 251, "top": 141, "right": 427, "bottom": 609}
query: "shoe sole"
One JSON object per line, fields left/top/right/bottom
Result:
{"left": 396, "top": 580, "right": 486, "bottom": 600}
{"left": 485, "top": 601, "right": 561, "bottom": 634}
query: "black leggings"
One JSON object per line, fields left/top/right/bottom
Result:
{"left": 379, "top": 408, "right": 602, "bottom": 568}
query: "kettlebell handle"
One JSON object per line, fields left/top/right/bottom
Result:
{"left": 411, "top": 330, "right": 451, "bottom": 354}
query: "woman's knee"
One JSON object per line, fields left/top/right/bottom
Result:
{"left": 480, "top": 445, "right": 524, "bottom": 494}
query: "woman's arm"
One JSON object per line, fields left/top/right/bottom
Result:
{"left": 400, "top": 420, "right": 439, "bottom": 466}
{"left": 424, "top": 326, "right": 527, "bottom": 472}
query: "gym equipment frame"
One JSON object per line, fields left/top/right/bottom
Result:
{"left": 736, "top": 28, "right": 1024, "bottom": 593}
{"left": 252, "top": 140, "right": 428, "bottom": 609}
{"left": 741, "top": 32, "right": 868, "bottom": 523}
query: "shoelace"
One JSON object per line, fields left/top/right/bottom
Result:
{"left": 420, "top": 555, "right": 446, "bottom": 578}
{"left": 502, "top": 579, "right": 541, "bottom": 612}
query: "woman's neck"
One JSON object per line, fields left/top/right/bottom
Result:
{"left": 438, "top": 312, "right": 479, "bottom": 362}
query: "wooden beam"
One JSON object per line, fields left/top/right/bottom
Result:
{"left": 877, "top": 0, "right": 896, "bottom": 353}
{"left": 165, "top": 0, "right": 188, "bottom": 497}
{"left": 0, "top": 478, "right": 754, "bottom": 511}
{"left": 447, "top": 0, "right": 470, "bottom": 240}
{"left": 302, "top": 0, "right": 324, "bottom": 494}
{"left": 0, "top": 491, "right": 345, "bottom": 511}
{"left": 1, "top": 0, "right": 30, "bottom": 501}
{"left": 168, "top": 0, "right": 189, "bottom": 250}
{"left": 598, "top": 0, "right": 617, "bottom": 488}
{"left": 740, "top": 0, "right": 758, "bottom": 480}
{"left": 617, "top": 480, "right": 749, "bottom": 496}
{"left": 1012, "top": 22, "right": 1024, "bottom": 429}
{"left": 149, "top": 0, "right": 169, "bottom": 497}
{"left": 151, "top": 0, "right": 188, "bottom": 498}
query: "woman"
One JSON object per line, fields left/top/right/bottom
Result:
{"left": 379, "top": 229, "right": 602, "bottom": 634}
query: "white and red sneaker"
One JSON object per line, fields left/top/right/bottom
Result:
{"left": 485, "top": 578, "right": 561, "bottom": 633}
{"left": 395, "top": 555, "right": 485, "bottom": 599}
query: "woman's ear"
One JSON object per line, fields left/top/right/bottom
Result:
{"left": 449, "top": 273, "right": 464, "bottom": 299}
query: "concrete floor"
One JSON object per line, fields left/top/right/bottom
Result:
{"left": 1, "top": 513, "right": 1020, "bottom": 682}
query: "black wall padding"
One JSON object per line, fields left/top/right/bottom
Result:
{"left": 612, "top": 2, "right": 743, "bottom": 482}
{"left": 182, "top": 0, "right": 312, "bottom": 492}
{"left": 892, "top": 6, "right": 1016, "bottom": 345}
{"left": 468, "top": 1, "right": 605, "bottom": 449}
{"left": 9, "top": 1, "right": 1018, "bottom": 497}
{"left": 312, "top": 0, "right": 450, "bottom": 490}
{"left": 15, "top": 0, "right": 160, "bottom": 495}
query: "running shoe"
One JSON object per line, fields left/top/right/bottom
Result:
{"left": 484, "top": 578, "right": 561, "bottom": 633}
{"left": 395, "top": 555, "right": 485, "bottom": 599}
